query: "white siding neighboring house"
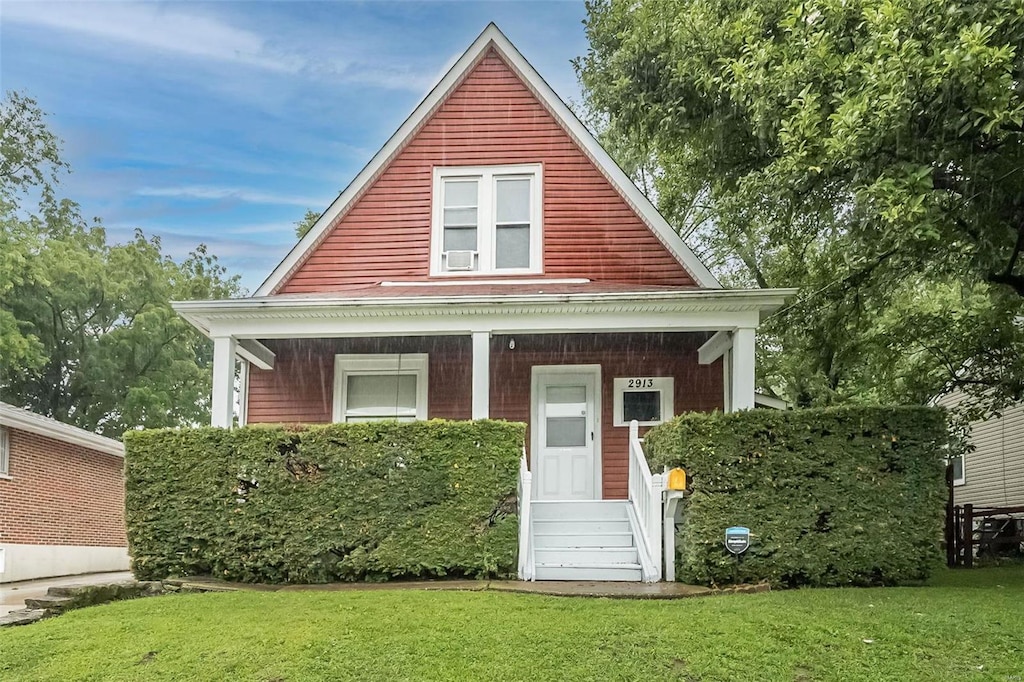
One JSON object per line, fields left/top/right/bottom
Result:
{"left": 935, "top": 392, "right": 1024, "bottom": 508}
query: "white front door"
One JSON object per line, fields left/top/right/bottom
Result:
{"left": 534, "top": 368, "right": 599, "bottom": 500}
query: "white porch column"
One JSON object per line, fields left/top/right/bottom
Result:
{"left": 211, "top": 335, "right": 237, "bottom": 428}
{"left": 731, "top": 327, "right": 756, "bottom": 411}
{"left": 471, "top": 331, "right": 490, "bottom": 419}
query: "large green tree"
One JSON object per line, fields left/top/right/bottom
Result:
{"left": 576, "top": 0, "right": 1024, "bottom": 409}
{"left": 0, "top": 92, "right": 241, "bottom": 435}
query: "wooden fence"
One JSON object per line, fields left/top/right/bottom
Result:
{"left": 946, "top": 502, "right": 1024, "bottom": 567}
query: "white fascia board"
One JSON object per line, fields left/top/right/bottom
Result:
{"left": 206, "top": 309, "right": 763, "bottom": 341}
{"left": 0, "top": 403, "right": 124, "bottom": 458}
{"left": 697, "top": 330, "right": 733, "bottom": 365}
{"left": 254, "top": 23, "right": 720, "bottom": 296}
{"left": 178, "top": 287, "right": 796, "bottom": 313}
{"left": 176, "top": 289, "right": 795, "bottom": 339}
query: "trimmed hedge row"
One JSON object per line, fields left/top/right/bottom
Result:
{"left": 123, "top": 420, "right": 524, "bottom": 583}
{"left": 644, "top": 406, "right": 948, "bottom": 588}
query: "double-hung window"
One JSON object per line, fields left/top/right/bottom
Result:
{"left": 432, "top": 164, "right": 542, "bottom": 275}
{"left": 333, "top": 354, "right": 428, "bottom": 422}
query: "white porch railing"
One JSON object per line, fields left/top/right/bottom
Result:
{"left": 517, "top": 448, "right": 535, "bottom": 581}
{"left": 628, "top": 420, "right": 665, "bottom": 582}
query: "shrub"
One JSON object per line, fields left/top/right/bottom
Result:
{"left": 123, "top": 420, "right": 523, "bottom": 583}
{"left": 644, "top": 406, "right": 948, "bottom": 588}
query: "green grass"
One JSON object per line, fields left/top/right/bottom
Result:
{"left": 2, "top": 567, "right": 1023, "bottom": 681}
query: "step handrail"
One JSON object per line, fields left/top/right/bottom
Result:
{"left": 628, "top": 420, "right": 664, "bottom": 582}
{"left": 517, "top": 448, "right": 535, "bottom": 581}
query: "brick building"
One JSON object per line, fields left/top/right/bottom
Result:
{"left": 0, "top": 402, "right": 128, "bottom": 582}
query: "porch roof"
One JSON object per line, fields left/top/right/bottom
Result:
{"left": 173, "top": 283, "right": 797, "bottom": 348}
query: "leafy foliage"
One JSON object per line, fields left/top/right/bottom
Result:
{"left": 576, "top": 0, "right": 1024, "bottom": 409}
{"left": 124, "top": 420, "right": 524, "bottom": 583}
{"left": 294, "top": 209, "right": 319, "bottom": 239}
{"left": 0, "top": 92, "right": 241, "bottom": 435}
{"left": 0, "top": 90, "right": 67, "bottom": 210}
{"left": 645, "top": 406, "right": 949, "bottom": 587}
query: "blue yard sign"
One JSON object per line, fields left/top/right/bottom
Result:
{"left": 725, "top": 526, "right": 750, "bottom": 554}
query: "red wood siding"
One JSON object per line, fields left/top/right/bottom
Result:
{"left": 247, "top": 337, "right": 472, "bottom": 424}
{"left": 247, "top": 332, "right": 722, "bottom": 500}
{"left": 277, "top": 50, "right": 695, "bottom": 293}
{"left": 0, "top": 429, "right": 127, "bottom": 547}
{"left": 489, "top": 333, "right": 722, "bottom": 500}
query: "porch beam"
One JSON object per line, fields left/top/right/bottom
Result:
{"left": 211, "top": 335, "right": 237, "bottom": 428}
{"left": 472, "top": 332, "right": 491, "bottom": 419}
{"left": 697, "top": 330, "right": 732, "bottom": 365}
{"left": 236, "top": 339, "right": 275, "bottom": 370}
{"left": 731, "top": 327, "right": 756, "bottom": 411}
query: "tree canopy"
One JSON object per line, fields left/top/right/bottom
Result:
{"left": 0, "top": 92, "right": 241, "bottom": 436}
{"left": 576, "top": 0, "right": 1024, "bottom": 409}
{"left": 294, "top": 209, "right": 320, "bottom": 239}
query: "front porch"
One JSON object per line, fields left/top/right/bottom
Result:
{"left": 174, "top": 283, "right": 793, "bottom": 582}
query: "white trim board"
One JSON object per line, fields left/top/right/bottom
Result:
{"left": 255, "top": 23, "right": 720, "bottom": 296}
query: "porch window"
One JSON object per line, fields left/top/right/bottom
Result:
{"left": 431, "top": 164, "right": 542, "bottom": 275}
{"left": 333, "top": 354, "right": 428, "bottom": 422}
{"left": 613, "top": 377, "right": 674, "bottom": 427}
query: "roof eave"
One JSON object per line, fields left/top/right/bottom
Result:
{"left": 172, "top": 288, "right": 797, "bottom": 335}
{"left": 0, "top": 403, "right": 124, "bottom": 458}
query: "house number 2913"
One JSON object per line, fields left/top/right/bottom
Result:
{"left": 627, "top": 378, "right": 655, "bottom": 388}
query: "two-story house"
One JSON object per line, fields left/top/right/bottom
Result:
{"left": 174, "top": 24, "right": 794, "bottom": 581}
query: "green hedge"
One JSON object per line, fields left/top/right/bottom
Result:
{"left": 123, "top": 420, "right": 524, "bottom": 583}
{"left": 644, "top": 406, "right": 948, "bottom": 588}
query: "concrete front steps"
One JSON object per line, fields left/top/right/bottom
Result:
{"left": 531, "top": 500, "right": 643, "bottom": 581}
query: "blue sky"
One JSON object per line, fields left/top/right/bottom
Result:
{"left": 1, "top": 0, "right": 590, "bottom": 292}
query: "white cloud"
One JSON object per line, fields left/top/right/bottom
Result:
{"left": 135, "top": 185, "right": 332, "bottom": 207}
{"left": 3, "top": 1, "right": 438, "bottom": 91}
{"left": 2, "top": 1, "right": 301, "bottom": 73}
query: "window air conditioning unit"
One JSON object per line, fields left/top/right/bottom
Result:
{"left": 444, "top": 250, "right": 477, "bottom": 271}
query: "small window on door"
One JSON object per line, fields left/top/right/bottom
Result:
{"left": 613, "top": 377, "right": 674, "bottom": 427}
{"left": 333, "top": 354, "right": 428, "bottom": 422}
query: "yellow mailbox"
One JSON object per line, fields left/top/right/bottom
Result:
{"left": 667, "top": 467, "right": 687, "bottom": 490}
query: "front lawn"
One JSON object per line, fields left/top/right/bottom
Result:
{"left": 2, "top": 567, "right": 1022, "bottom": 681}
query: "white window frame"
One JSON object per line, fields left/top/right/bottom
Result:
{"left": 430, "top": 164, "right": 543, "bottom": 276}
{"left": 0, "top": 426, "right": 9, "bottom": 477}
{"left": 949, "top": 453, "right": 966, "bottom": 487}
{"left": 332, "top": 354, "right": 429, "bottom": 422}
{"left": 613, "top": 377, "right": 674, "bottom": 427}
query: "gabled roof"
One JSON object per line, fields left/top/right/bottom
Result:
{"left": 255, "top": 23, "right": 721, "bottom": 296}
{"left": 0, "top": 402, "right": 124, "bottom": 458}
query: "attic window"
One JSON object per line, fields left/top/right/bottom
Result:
{"left": 431, "top": 164, "right": 542, "bottom": 275}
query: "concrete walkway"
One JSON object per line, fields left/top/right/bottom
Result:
{"left": 0, "top": 571, "right": 133, "bottom": 617}
{"left": 173, "top": 576, "right": 763, "bottom": 600}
